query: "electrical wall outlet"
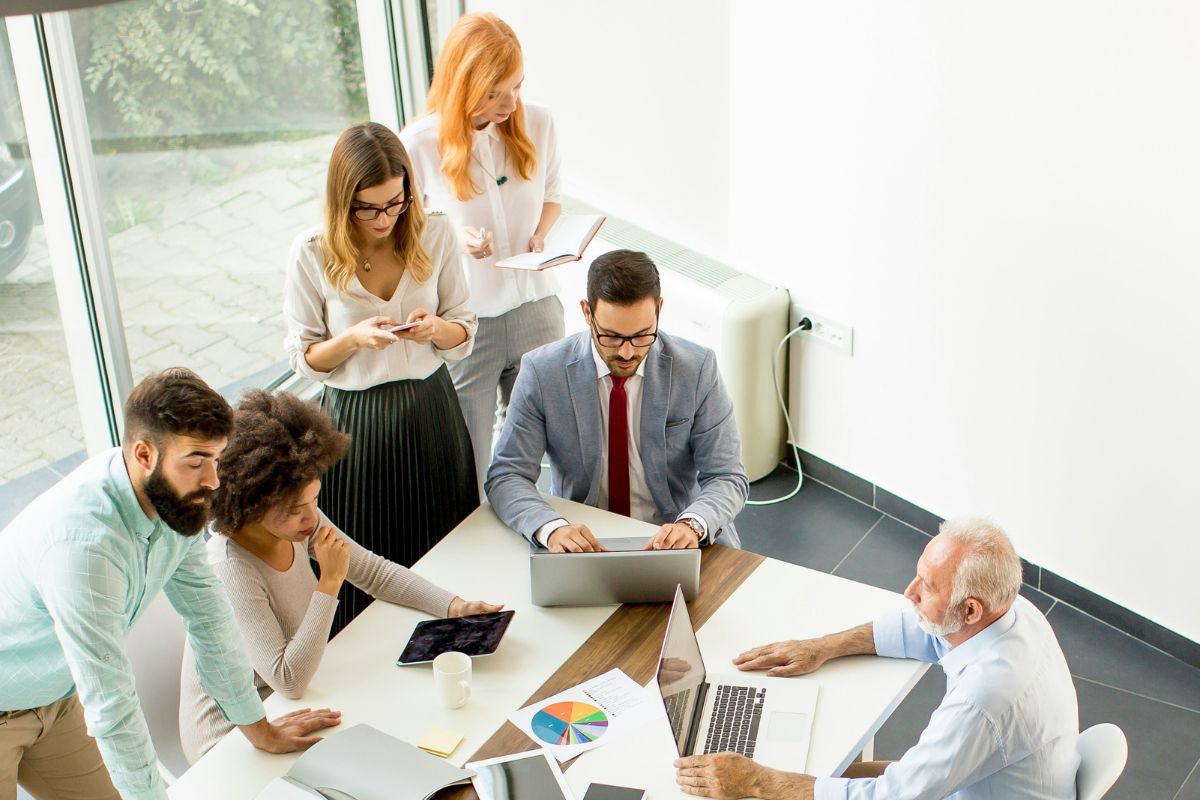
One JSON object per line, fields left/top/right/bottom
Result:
{"left": 792, "top": 304, "right": 854, "bottom": 355}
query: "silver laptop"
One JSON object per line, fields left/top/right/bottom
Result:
{"left": 529, "top": 537, "right": 700, "bottom": 606}
{"left": 656, "top": 586, "right": 819, "bottom": 770}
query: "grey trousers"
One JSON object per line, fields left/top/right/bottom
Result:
{"left": 449, "top": 295, "right": 565, "bottom": 495}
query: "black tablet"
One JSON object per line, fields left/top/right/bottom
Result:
{"left": 396, "top": 610, "right": 515, "bottom": 665}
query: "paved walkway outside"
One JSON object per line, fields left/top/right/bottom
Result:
{"left": 0, "top": 133, "right": 335, "bottom": 482}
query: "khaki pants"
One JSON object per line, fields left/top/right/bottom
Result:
{"left": 0, "top": 695, "right": 119, "bottom": 800}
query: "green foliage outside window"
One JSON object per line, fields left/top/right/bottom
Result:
{"left": 75, "top": 0, "right": 368, "bottom": 148}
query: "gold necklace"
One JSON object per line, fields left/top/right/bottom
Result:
{"left": 363, "top": 260, "right": 372, "bottom": 272}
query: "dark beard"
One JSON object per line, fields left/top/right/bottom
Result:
{"left": 144, "top": 463, "right": 212, "bottom": 537}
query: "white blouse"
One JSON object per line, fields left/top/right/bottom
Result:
{"left": 282, "top": 213, "right": 477, "bottom": 390}
{"left": 400, "top": 104, "right": 563, "bottom": 319}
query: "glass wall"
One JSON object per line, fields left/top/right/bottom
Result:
{"left": 0, "top": 19, "right": 87, "bottom": 512}
{"left": 0, "top": 0, "right": 445, "bottom": 511}
{"left": 67, "top": 0, "right": 370, "bottom": 392}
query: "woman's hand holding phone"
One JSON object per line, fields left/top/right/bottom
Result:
{"left": 350, "top": 316, "right": 402, "bottom": 350}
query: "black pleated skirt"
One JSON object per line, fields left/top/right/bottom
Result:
{"left": 320, "top": 365, "right": 478, "bottom": 635}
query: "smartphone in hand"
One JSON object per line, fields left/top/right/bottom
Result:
{"left": 385, "top": 322, "right": 420, "bottom": 333}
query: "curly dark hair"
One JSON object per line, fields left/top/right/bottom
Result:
{"left": 210, "top": 390, "right": 349, "bottom": 534}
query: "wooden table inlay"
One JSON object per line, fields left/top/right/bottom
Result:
{"left": 437, "top": 545, "right": 765, "bottom": 798}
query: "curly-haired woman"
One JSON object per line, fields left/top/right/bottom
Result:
{"left": 177, "top": 389, "right": 500, "bottom": 764}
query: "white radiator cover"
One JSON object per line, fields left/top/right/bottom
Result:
{"left": 558, "top": 203, "right": 790, "bottom": 481}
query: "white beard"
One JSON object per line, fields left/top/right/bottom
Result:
{"left": 914, "top": 602, "right": 964, "bottom": 638}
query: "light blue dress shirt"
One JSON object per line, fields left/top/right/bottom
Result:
{"left": 0, "top": 449, "right": 265, "bottom": 800}
{"left": 815, "top": 595, "right": 1080, "bottom": 800}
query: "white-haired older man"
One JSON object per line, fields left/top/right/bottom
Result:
{"left": 675, "top": 517, "right": 1080, "bottom": 800}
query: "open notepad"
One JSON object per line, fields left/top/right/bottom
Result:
{"left": 495, "top": 214, "right": 606, "bottom": 270}
{"left": 253, "top": 724, "right": 473, "bottom": 800}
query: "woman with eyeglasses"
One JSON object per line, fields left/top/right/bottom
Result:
{"left": 282, "top": 122, "right": 478, "bottom": 631}
{"left": 400, "top": 12, "right": 566, "bottom": 495}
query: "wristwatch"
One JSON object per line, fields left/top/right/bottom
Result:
{"left": 678, "top": 517, "right": 705, "bottom": 543}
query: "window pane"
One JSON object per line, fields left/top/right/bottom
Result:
{"left": 0, "top": 19, "right": 88, "bottom": 516}
{"left": 68, "top": 0, "right": 369, "bottom": 391}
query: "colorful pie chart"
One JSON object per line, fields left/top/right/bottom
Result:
{"left": 531, "top": 701, "right": 609, "bottom": 746}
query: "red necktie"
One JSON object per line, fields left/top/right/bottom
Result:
{"left": 608, "top": 376, "right": 631, "bottom": 517}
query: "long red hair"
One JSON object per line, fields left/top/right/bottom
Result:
{"left": 425, "top": 12, "right": 536, "bottom": 201}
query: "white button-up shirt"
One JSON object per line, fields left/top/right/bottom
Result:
{"left": 816, "top": 596, "right": 1080, "bottom": 799}
{"left": 282, "top": 213, "right": 477, "bottom": 390}
{"left": 400, "top": 104, "right": 563, "bottom": 318}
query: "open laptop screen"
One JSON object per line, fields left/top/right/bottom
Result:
{"left": 655, "top": 586, "right": 707, "bottom": 755}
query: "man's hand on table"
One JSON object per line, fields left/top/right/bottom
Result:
{"left": 643, "top": 522, "right": 700, "bottom": 550}
{"left": 238, "top": 708, "right": 342, "bottom": 753}
{"left": 547, "top": 524, "right": 606, "bottom": 553}
{"left": 733, "top": 638, "right": 830, "bottom": 677}
{"left": 675, "top": 753, "right": 815, "bottom": 799}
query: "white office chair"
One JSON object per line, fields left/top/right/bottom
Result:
{"left": 1076, "top": 723, "right": 1128, "bottom": 800}
{"left": 125, "top": 592, "right": 189, "bottom": 782}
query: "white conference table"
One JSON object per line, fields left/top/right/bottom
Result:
{"left": 170, "top": 498, "right": 926, "bottom": 799}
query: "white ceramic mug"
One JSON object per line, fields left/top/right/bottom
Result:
{"left": 433, "top": 651, "right": 472, "bottom": 709}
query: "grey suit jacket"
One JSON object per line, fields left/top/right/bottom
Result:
{"left": 485, "top": 330, "right": 747, "bottom": 547}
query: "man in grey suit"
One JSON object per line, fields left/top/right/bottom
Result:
{"left": 486, "top": 249, "right": 748, "bottom": 552}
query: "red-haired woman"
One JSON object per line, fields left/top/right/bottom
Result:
{"left": 282, "top": 122, "right": 478, "bottom": 631}
{"left": 401, "top": 12, "right": 565, "bottom": 494}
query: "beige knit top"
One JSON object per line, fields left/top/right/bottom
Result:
{"left": 178, "top": 512, "right": 455, "bottom": 763}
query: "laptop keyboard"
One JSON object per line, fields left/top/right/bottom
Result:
{"left": 703, "top": 685, "right": 766, "bottom": 758}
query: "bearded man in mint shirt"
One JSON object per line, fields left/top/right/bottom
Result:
{"left": 0, "top": 368, "right": 340, "bottom": 800}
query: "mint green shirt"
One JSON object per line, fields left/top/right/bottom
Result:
{"left": 0, "top": 448, "right": 265, "bottom": 800}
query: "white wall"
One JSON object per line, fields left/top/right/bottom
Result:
{"left": 728, "top": 2, "right": 1200, "bottom": 641}
{"left": 464, "top": 0, "right": 732, "bottom": 261}
{"left": 461, "top": 2, "right": 1200, "bottom": 642}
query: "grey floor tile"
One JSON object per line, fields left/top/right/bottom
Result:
{"left": 875, "top": 486, "right": 942, "bottom": 536}
{"left": 1020, "top": 584, "right": 1056, "bottom": 615}
{"left": 1075, "top": 677, "right": 1200, "bottom": 800}
{"left": 797, "top": 449, "right": 873, "bottom": 505}
{"left": 1176, "top": 758, "right": 1200, "bottom": 800}
{"left": 1047, "top": 603, "right": 1200, "bottom": 713}
{"left": 873, "top": 666, "right": 946, "bottom": 761}
{"left": 831, "top": 515, "right": 927, "bottom": 594}
{"left": 737, "top": 470, "right": 881, "bottom": 572}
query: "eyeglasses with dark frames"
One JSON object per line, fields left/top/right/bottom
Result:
{"left": 350, "top": 195, "right": 412, "bottom": 221}
{"left": 590, "top": 316, "right": 659, "bottom": 349}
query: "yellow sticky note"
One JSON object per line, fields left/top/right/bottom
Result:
{"left": 417, "top": 727, "right": 463, "bottom": 758}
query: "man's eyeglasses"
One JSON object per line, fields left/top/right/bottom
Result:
{"left": 350, "top": 196, "right": 411, "bottom": 221}
{"left": 590, "top": 318, "right": 658, "bottom": 349}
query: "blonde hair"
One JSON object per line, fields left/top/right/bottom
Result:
{"left": 425, "top": 12, "right": 537, "bottom": 201}
{"left": 321, "top": 122, "right": 431, "bottom": 292}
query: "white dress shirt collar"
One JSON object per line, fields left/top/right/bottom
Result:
{"left": 474, "top": 122, "right": 501, "bottom": 142}
{"left": 938, "top": 604, "right": 1020, "bottom": 677}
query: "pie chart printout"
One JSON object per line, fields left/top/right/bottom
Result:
{"left": 530, "top": 701, "right": 609, "bottom": 746}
